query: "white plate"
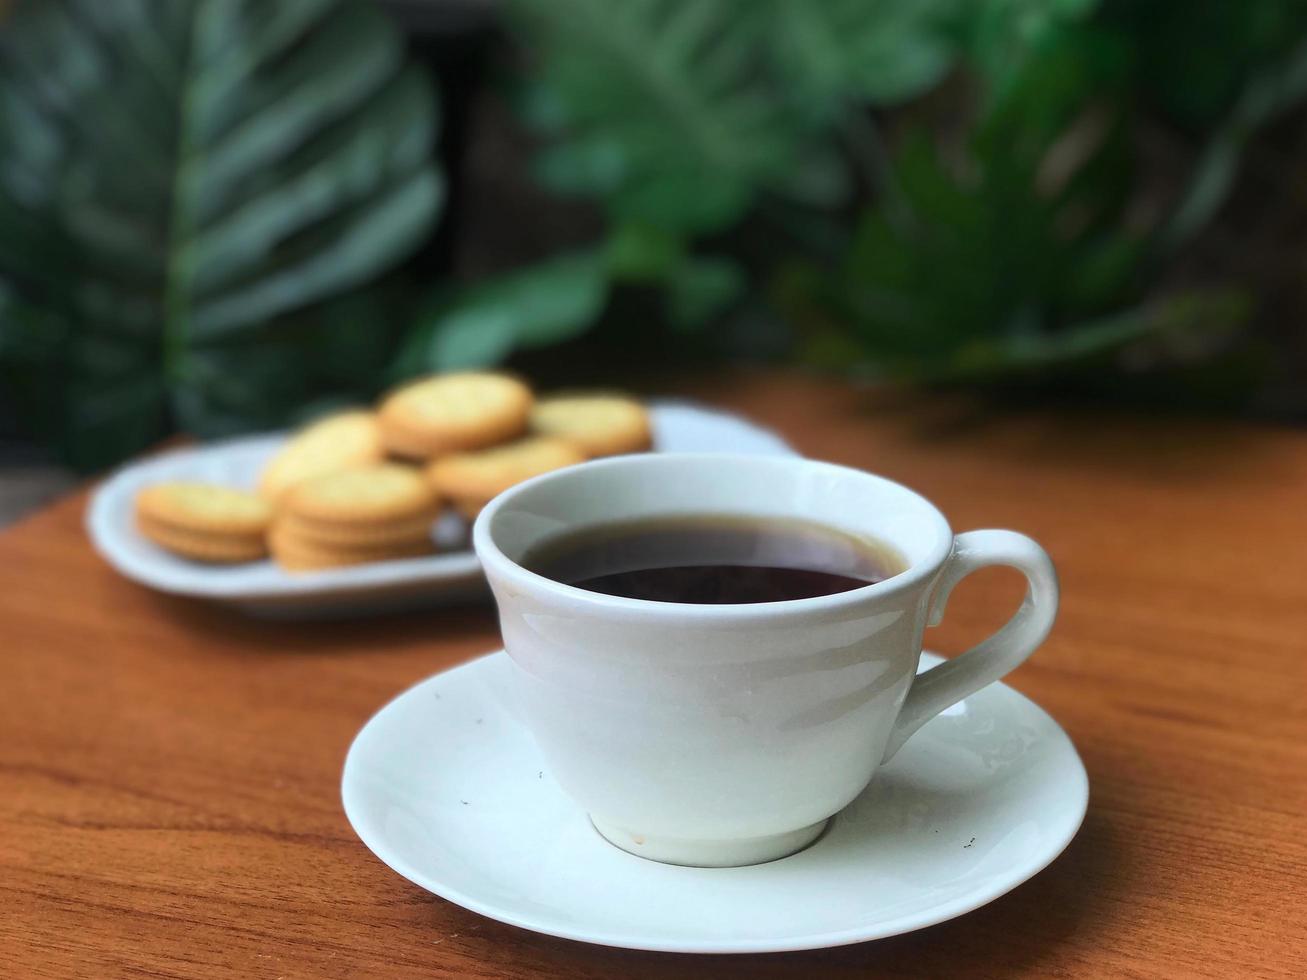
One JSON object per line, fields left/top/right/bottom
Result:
{"left": 342, "top": 650, "right": 1088, "bottom": 954}
{"left": 85, "top": 401, "right": 794, "bottom": 618}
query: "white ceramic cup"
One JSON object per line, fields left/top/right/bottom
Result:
{"left": 473, "top": 454, "right": 1058, "bottom": 868}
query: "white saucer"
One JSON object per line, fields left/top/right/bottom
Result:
{"left": 85, "top": 401, "right": 793, "bottom": 618}
{"left": 342, "top": 651, "right": 1088, "bottom": 953}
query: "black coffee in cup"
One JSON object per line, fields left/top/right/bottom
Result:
{"left": 524, "top": 514, "right": 904, "bottom": 604}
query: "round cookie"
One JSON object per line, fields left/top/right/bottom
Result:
{"left": 427, "top": 437, "right": 586, "bottom": 509}
{"left": 136, "top": 514, "right": 268, "bottom": 563}
{"left": 378, "top": 372, "right": 533, "bottom": 459}
{"left": 530, "top": 394, "right": 652, "bottom": 457}
{"left": 276, "top": 511, "right": 436, "bottom": 549}
{"left": 258, "top": 411, "right": 382, "bottom": 502}
{"left": 283, "top": 464, "right": 438, "bottom": 527}
{"left": 136, "top": 482, "right": 272, "bottom": 537}
{"left": 268, "top": 523, "right": 433, "bottom": 572}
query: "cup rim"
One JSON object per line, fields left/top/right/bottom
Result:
{"left": 472, "top": 453, "right": 954, "bottom": 622}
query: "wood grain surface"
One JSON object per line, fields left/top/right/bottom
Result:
{"left": 2, "top": 371, "right": 1305, "bottom": 979}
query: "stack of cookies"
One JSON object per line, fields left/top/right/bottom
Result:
{"left": 268, "top": 464, "right": 440, "bottom": 571}
{"left": 133, "top": 371, "right": 653, "bottom": 572}
{"left": 135, "top": 483, "right": 273, "bottom": 563}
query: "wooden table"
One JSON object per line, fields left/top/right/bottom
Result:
{"left": 3, "top": 372, "right": 1304, "bottom": 979}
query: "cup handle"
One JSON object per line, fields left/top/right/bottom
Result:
{"left": 881, "top": 529, "right": 1059, "bottom": 763}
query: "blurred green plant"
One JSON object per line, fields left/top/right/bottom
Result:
{"left": 0, "top": 0, "right": 443, "bottom": 468}
{"left": 403, "top": 0, "right": 1307, "bottom": 400}
{"left": 401, "top": 0, "right": 973, "bottom": 369}
{"left": 397, "top": 1, "right": 1104, "bottom": 371}
{"left": 6, "top": 0, "right": 1307, "bottom": 470}
{"left": 780, "top": 25, "right": 1163, "bottom": 376}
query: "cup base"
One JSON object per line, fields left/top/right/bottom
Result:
{"left": 589, "top": 815, "right": 830, "bottom": 868}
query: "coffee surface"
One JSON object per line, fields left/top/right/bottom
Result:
{"left": 524, "top": 514, "right": 904, "bottom": 604}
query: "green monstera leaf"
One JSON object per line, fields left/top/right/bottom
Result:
{"left": 0, "top": 0, "right": 443, "bottom": 469}
{"left": 511, "top": 0, "right": 815, "bottom": 235}
{"left": 767, "top": 0, "right": 957, "bottom": 109}
{"left": 512, "top": 0, "right": 977, "bottom": 233}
